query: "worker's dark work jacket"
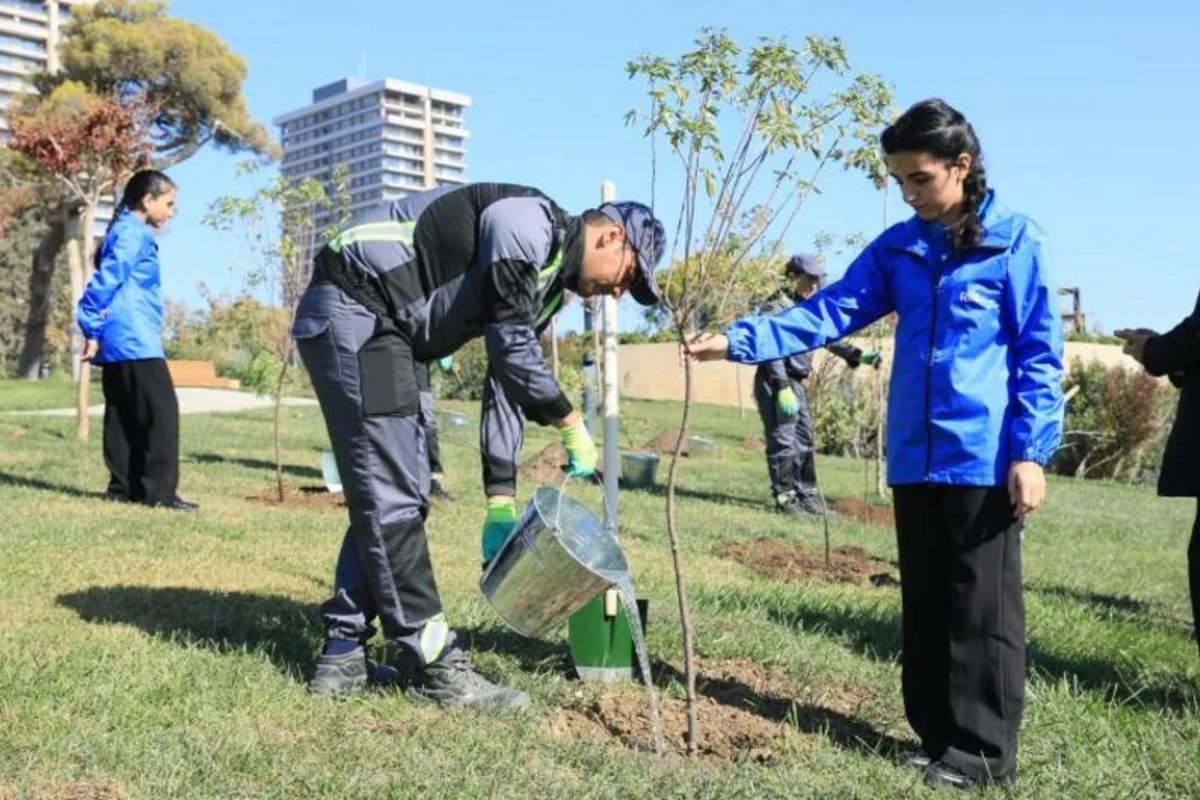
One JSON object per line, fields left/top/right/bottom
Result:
{"left": 301, "top": 183, "right": 572, "bottom": 496}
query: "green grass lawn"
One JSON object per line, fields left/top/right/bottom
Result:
{"left": 0, "top": 376, "right": 85, "bottom": 412}
{"left": 0, "top": 388, "right": 1196, "bottom": 798}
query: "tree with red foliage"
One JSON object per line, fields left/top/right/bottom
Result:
{"left": 7, "top": 83, "right": 156, "bottom": 439}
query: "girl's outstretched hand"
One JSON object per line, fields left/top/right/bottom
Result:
{"left": 680, "top": 332, "right": 730, "bottom": 365}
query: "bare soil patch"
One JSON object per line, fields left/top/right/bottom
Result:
{"left": 519, "top": 441, "right": 567, "bottom": 485}
{"left": 740, "top": 437, "right": 765, "bottom": 453}
{"left": 547, "top": 658, "right": 879, "bottom": 763}
{"left": 248, "top": 485, "right": 346, "bottom": 510}
{"left": 715, "top": 537, "right": 895, "bottom": 585}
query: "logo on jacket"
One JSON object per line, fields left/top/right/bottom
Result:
{"left": 959, "top": 287, "right": 998, "bottom": 310}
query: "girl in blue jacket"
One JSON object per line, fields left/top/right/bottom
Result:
{"left": 78, "top": 170, "right": 196, "bottom": 512}
{"left": 686, "top": 99, "right": 1064, "bottom": 790}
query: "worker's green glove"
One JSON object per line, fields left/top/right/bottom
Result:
{"left": 860, "top": 349, "right": 882, "bottom": 369}
{"left": 560, "top": 418, "right": 598, "bottom": 478}
{"left": 436, "top": 356, "right": 454, "bottom": 372}
{"left": 776, "top": 387, "right": 800, "bottom": 417}
{"left": 481, "top": 496, "right": 518, "bottom": 568}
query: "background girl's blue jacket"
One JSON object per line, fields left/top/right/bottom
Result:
{"left": 76, "top": 211, "right": 165, "bottom": 364}
{"left": 725, "top": 191, "right": 1064, "bottom": 486}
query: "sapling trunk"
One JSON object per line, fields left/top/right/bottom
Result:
{"left": 68, "top": 206, "right": 95, "bottom": 441}
{"left": 665, "top": 344, "right": 700, "bottom": 755}
{"left": 627, "top": 27, "right": 896, "bottom": 759}
{"left": 273, "top": 347, "right": 291, "bottom": 503}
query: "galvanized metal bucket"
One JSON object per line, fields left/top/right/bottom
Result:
{"left": 479, "top": 486, "right": 627, "bottom": 638}
{"left": 621, "top": 452, "right": 660, "bottom": 489}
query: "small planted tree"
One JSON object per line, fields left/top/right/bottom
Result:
{"left": 203, "top": 163, "right": 349, "bottom": 501}
{"left": 626, "top": 28, "right": 893, "bottom": 754}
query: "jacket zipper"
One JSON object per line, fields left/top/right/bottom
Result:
{"left": 925, "top": 260, "right": 942, "bottom": 481}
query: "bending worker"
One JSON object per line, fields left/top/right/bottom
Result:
{"left": 291, "top": 183, "right": 664, "bottom": 708}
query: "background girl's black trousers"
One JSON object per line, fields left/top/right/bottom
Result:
{"left": 892, "top": 483, "right": 1025, "bottom": 783}
{"left": 100, "top": 358, "right": 180, "bottom": 505}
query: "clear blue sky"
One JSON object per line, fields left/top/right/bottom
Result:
{"left": 161, "top": 0, "right": 1200, "bottom": 334}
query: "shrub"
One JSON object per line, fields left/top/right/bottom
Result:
{"left": 806, "top": 359, "right": 883, "bottom": 458}
{"left": 1052, "top": 359, "right": 1171, "bottom": 480}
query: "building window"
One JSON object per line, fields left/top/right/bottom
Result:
{"left": 0, "top": 52, "right": 43, "bottom": 70}
{"left": 0, "top": 32, "right": 44, "bottom": 53}
{"left": 11, "top": 1, "right": 46, "bottom": 16}
{"left": 7, "top": 15, "right": 48, "bottom": 35}
{"left": 0, "top": 75, "right": 34, "bottom": 93}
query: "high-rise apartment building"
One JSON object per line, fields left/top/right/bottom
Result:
{"left": 274, "top": 77, "right": 471, "bottom": 229}
{"left": 0, "top": 0, "right": 91, "bottom": 141}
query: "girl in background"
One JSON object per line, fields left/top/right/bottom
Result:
{"left": 78, "top": 169, "right": 197, "bottom": 512}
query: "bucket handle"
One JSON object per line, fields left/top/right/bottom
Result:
{"left": 553, "top": 472, "right": 618, "bottom": 541}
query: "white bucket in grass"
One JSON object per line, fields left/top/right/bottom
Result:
{"left": 321, "top": 450, "right": 342, "bottom": 493}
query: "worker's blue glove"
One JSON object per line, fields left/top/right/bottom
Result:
{"left": 436, "top": 356, "right": 454, "bottom": 372}
{"left": 776, "top": 387, "right": 800, "bottom": 417}
{"left": 481, "top": 496, "right": 518, "bottom": 568}
{"left": 560, "top": 418, "right": 598, "bottom": 478}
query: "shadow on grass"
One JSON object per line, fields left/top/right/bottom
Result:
{"left": 0, "top": 470, "right": 108, "bottom": 500}
{"left": 766, "top": 600, "right": 904, "bottom": 662}
{"left": 1030, "top": 584, "right": 1154, "bottom": 615}
{"left": 1029, "top": 583, "right": 1193, "bottom": 634}
{"left": 633, "top": 483, "right": 880, "bottom": 525}
{"left": 634, "top": 481, "right": 769, "bottom": 512}
{"left": 458, "top": 624, "right": 572, "bottom": 674}
{"left": 56, "top": 586, "right": 321, "bottom": 679}
{"left": 762, "top": 591, "right": 1199, "bottom": 712}
{"left": 188, "top": 453, "right": 323, "bottom": 480}
{"left": 1027, "top": 643, "right": 1199, "bottom": 712}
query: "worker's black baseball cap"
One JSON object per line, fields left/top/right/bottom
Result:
{"left": 785, "top": 253, "right": 824, "bottom": 278}
{"left": 598, "top": 201, "right": 666, "bottom": 307}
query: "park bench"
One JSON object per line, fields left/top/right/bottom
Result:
{"left": 167, "top": 360, "right": 240, "bottom": 390}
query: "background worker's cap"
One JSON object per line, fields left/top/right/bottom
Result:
{"left": 785, "top": 253, "right": 824, "bottom": 278}
{"left": 598, "top": 201, "right": 666, "bottom": 307}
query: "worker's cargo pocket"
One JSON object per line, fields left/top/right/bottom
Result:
{"left": 357, "top": 330, "right": 419, "bottom": 417}
{"left": 291, "top": 314, "right": 330, "bottom": 340}
{"left": 292, "top": 282, "right": 342, "bottom": 340}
